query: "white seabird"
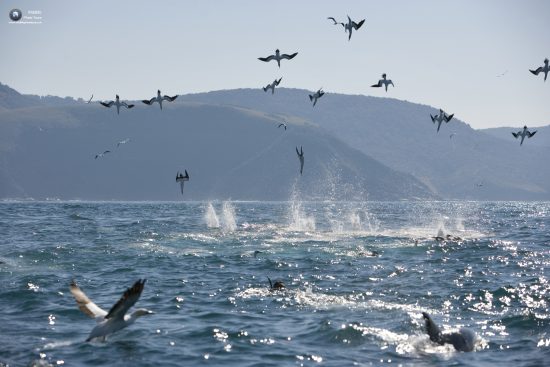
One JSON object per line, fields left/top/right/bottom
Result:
{"left": 70, "top": 279, "right": 153, "bottom": 342}
{"left": 263, "top": 77, "right": 282, "bottom": 94}
{"left": 100, "top": 95, "right": 134, "bottom": 115}
{"left": 142, "top": 90, "right": 178, "bottom": 110}
{"left": 258, "top": 49, "right": 298, "bottom": 68}
{"left": 95, "top": 150, "right": 111, "bottom": 159}
{"left": 371, "top": 73, "right": 395, "bottom": 92}
{"left": 512, "top": 125, "right": 537, "bottom": 146}
{"left": 176, "top": 170, "right": 189, "bottom": 195}
{"left": 430, "top": 109, "right": 454, "bottom": 132}
{"left": 296, "top": 146, "right": 304, "bottom": 175}
{"left": 309, "top": 88, "right": 324, "bottom": 107}
{"left": 529, "top": 58, "right": 549, "bottom": 82}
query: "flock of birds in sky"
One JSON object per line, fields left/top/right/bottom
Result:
{"left": 68, "top": 15, "right": 549, "bottom": 350}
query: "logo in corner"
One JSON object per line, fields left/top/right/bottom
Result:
{"left": 10, "top": 9, "right": 23, "bottom": 22}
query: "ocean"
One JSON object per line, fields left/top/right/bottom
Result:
{"left": 0, "top": 201, "right": 548, "bottom": 366}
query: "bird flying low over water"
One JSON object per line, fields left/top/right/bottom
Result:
{"left": 430, "top": 109, "right": 454, "bottom": 132}
{"left": 309, "top": 88, "right": 324, "bottom": 107}
{"left": 529, "top": 58, "right": 549, "bottom": 82}
{"left": 100, "top": 95, "right": 134, "bottom": 115}
{"left": 296, "top": 146, "right": 304, "bottom": 175}
{"left": 278, "top": 121, "right": 287, "bottom": 130}
{"left": 95, "top": 150, "right": 111, "bottom": 159}
{"left": 258, "top": 49, "right": 298, "bottom": 68}
{"left": 176, "top": 170, "right": 189, "bottom": 195}
{"left": 371, "top": 73, "right": 395, "bottom": 92}
{"left": 328, "top": 16, "right": 365, "bottom": 41}
{"left": 69, "top": 279, "right": 153, "bottom": 342}
{"left": 512, "top": 125, "right": 537, "bottom": 146}
{"left": 263, "top": 77, "right": 282, "bottom": 94}
{"left": 142, "top": 90, "right": 178, "bottom": 110}
{"left": 117, "top": 139, "right": 130, "bottom": 148}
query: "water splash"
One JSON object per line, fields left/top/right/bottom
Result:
{"left": 221, "top": 201, "right": 237, "bottom": 232}
{"left": 204, "top": 202, "right": 220, "bottom": 228}
{"left": 288, "top": 200, "right": 316, "bottom": 231}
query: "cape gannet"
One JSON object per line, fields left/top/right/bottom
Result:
{"left": 422, "top": 312, "right": 476, "bottom": 352}
{"left": 70, "top": 279, "right": 153, "bottom": 342}
{"left": 338, "top": 16, "right": 365, "bottom": 41}
{"left": 100, "top": 95, "right": 134, "bottom": 115}
{"left": 529, "top": 58, "right": 549, "bottom": 81}
{"left": 263, "top": 77, "right": 282, "bottom": 94}
{"left": 258, "top": 49, "right": 298, "bottom": 68}
{"left": 430, "top": 109, "right": 454, "bottom": 132}
{"left": 371, "top": 73, "right": 395, "bottom": 92}
{"left": 512, "top": 125, "right": 537, "bottom": 146}
{"left": 309, "top": 88, "right": 324, "bottom": 107}
{"left": 176, "top": 170, "right": 189, "bottom": 195}
{"left": 142, "top": 90, "right": 178, "bottom": 110}
{"left": 296, "top": 146, "right": 304, "bottom": 175}
{"left": 278, "top": 122, "right": 287, "bottom": 130}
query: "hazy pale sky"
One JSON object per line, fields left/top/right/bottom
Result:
{"left": 1, "top": 0, "right": 549, "bottom": 128}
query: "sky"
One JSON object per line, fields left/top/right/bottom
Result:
{"left": 1, "top": 0, "right": 549, "bottom": 129}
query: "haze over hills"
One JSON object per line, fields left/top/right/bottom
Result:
{"left": 0, "top": 83, "right": 432, "bottom": 201}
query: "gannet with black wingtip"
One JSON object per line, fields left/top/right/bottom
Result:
{"left": 278, "top": 122, "right": 287, "bottom": 130}
{"left": 296, "top": 146, "right": 304, "bottom": 175}
{"left": 176, "top": 170, "right": 189, "bottom": 195}
{"left": 258, "top": 49, "right": 298, "bottom": 68}
{"left": 263, "top": 77, "right": 282, "bottom": 94}
{"left": 371, "top": 73, "right": 395, "bottom": 92}
{"left": 342, "top": 15, "right": 365, "bottom": 41}
{"left": 100, "top": 95, "right": 134, "bottom": 115}
{"left": 142, "top": 90, "right": 178, "bottom": 110}
{"left": 70, "top": 279, "right": 153, "bottom": 342}
{"left": 430, "top": 109, "right": 454, "bottom": 132}
{"left": 512, "top": 125, "right": 537, "bottom": 146}
{"left": 309, "top": 88, "right": 324, "bottom": 107}
{"left": 529, "top": 58, "right": 549, "bottom": 82}
{"left": 422, "top": 312, "right": 477, "bottom": 352}
{"left": 95, "top": 150, "right": 111, "bottom": 159}
{"left": 327, "top": 17, "right": 340, "bottom": 25}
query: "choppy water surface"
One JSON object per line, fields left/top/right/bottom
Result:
{"left": 0, "top": 201, "right": 548, "bottom": 366}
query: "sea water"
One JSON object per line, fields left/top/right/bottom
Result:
{"left": 0, "top": 201, "right": 548, "bottom": 366}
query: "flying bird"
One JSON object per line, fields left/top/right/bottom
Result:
{"left": 176, "top": 170, "right": 189, "bottom": 195}
{"left": 117, "top": 139, "right": 131, "bottom": 147}
{"left": 100, "top": 95, "right": 134, "bottom": 115}
{"left": 263, "top": 77, "right": 282, "bottom": 94}
{"left": 496, "top": 70, "right": 508, "bottom": 77}
{"left": 529, "top": 58, "right": 549, "bottom": 81}
{"left": 340, "top": 15, "right": 365, "bottom": 41}
{"left": 69, "top": 279, "right": 153, "bottom": 342}
{"left": 258, "top": 49, "right": 298, "bottom": 68}
{"left": 296, "top": 146, "right": 304, "bottom": 175}
{"left": 95, "top": 150, "right": 111, "bottom": 159}
{"left": 512, "top": 125, "right": 537, "bottom": 146}
{"left": 142, "top": 90, "right": 178, "bottom": 110}
{"left": 430, "top": 109, "right": 454, "bottom": 132}
{"left": 327, "top": 17, "right": 340, "bottom": 25}
{"left": 278, "top": 122, "right": 287, "bottom": 130}
{"left": 309, "top": 88, "right": 324, "bottom": 107}
{"left": 371, "top": 73, "right": 395, "bottom": 92}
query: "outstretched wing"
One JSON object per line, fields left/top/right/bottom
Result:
{"left": 100, "top": 101, "right": 114, "bottom": 108}
{"left": 511, "top": 132, "right": 519, "bottom": 138}
{"left": 142, "top": 97, "right": 155, "bottom": 105}
{"left": 445, "top": 114, "right": 454, "bottom": 122}
{"left": 352, "top": 19, "right": 365, "bottom": 30}
{"left": 105, "top": 279, "right": 146, "bottom": 320}
{"left": 327, "top": 17, "right": 338, "bottom": 25}
{"left": 70, "top": 280, "right": 108, "bottom": 319}
{"left": 530, "top": 67, "right": 542, "bottom": 75}
{"left": 258, "top": 55, "right": 275, "bottom": 62}
{"left": 371, "top": 81, "right": 382, "bottom": 88}
{"left": 163, "top": 95, "right": 178, "bottom": 102}
{"left": 122, "top": 102, "right": 134, "bottom": 108}
{"left": 528, "top": 130, "right": 537, "bottom": 138}
{"left": 275, "top": 77, "right": 282, "bottom": 85}
{"left": 281, "top": 52, "right": 298, "bottom": 60}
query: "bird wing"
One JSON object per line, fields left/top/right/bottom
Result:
{"left": 163, "top": 95, "right": 178, "bottom": 102}
{"left": 511, "top": 132, "right": 519, "bottom": 138}
{"left": 445, "top": 114, "right": 454, "bottom": 122}
{"left": 296, "top": 147, "right": 301, "bottom": 156}
{"left": 328, "top": 17, "right": 338, "bottom": 24}
{"left": 275, "top": 77, "right": 282, "bottom": 85}
{"left": 352, "top": 19, "right": 365, "bottom": 30}
{"left": 121, "top": 102, "right": 133, "bottom": 108}
{"left": 371, "top": 81, "right": 382, "bottom": 88}
{"left": 104, "top": 150, "right": 111, "bottom": 154}
{"left": 278, "top": 123, "right": 284, "bottom": 128}
{"left": 105, "top": 279, "right": 146, "bottom": 320}
{"left": 100, "top": 101, "right": 114, "bottom": 108}
{"left": 258, "top": 55, "right": 275, "bottom": 62}
{"left": 87, "top": 95, "right": 93, "bottom": 103}
{"left": 389, "top": 80, "right": 395, "bottom": 87}
{"left": 528, "top": 130, "right": 537, "bottom": 138}
{"left": 184, "top": 170, "right": 189, "bottom": 179}
{"left": 281, "top": 52, "right": 298, "bottom": 60}
{"left": 142, "top": 97, "right": 155, "bottom": 105}
{"left": 530, "top": 67, "right": 542, "bottom": 75}
{"left": 70, "top": 280, "right": 108, "bottom": 319}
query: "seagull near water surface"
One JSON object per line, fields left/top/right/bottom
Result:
{"left": 142, "top": 90, "right": 178, "bottom": 110}
{"left": 258, "top": 49, "right": 298, "bottom": 68}
{"left": 100, "top": 95, "right": 134, "bottom": 115}
{"left": 69, "top": 279, "right": 153, "bottom": 342}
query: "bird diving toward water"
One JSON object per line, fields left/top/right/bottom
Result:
{"left": 430, "top": 109, "right": 454, "bottom": 132}
{"left": 95, "top": 150, "right": 111, "bottom": 159}
{"left": 142, "top": 90, "right": 178, "bottom": 110}
{"left": 176, "top": 170, "right": 189, "bottom": 195}
{"left": 278, "top": 121, "right": 287, "bottom": 130}
{"left": 309, "top": 88, "right": 324, "bottom": 107}
{"left": 512, "top": 125, "right": 537, "bottom": 146}
{"left": 69, "top": 279, "right": 153, "bottom": 342}
{"left": 371, "top": 73, "right": 395, "bottom": 92}
{"left": 258, "top": 49, "right": 298, "bottom": 68}
{"left": 328, "top": 16, "right": 365, "bottom": 41}
{"left": 296, "top": 146, "right": 304, "bottom": 175}
{"left": 100, "top": 95, "right": 134, "bottom": 115}
{"left": 529, "top": 58, "right": 549, "bottom": 82}
{"left": 263, "top": 77, "right": 283, "bottom": 94}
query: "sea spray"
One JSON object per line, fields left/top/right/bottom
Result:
{"left": 205, "top": 202, "right": 220, "bottom": 228}
{"left": 221, "top": 201, "right": 237, "bottom": 232}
